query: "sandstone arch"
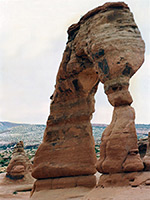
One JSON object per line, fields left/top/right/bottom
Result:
{"left": 32, "top": 2, "right": 145, "bottom": 190}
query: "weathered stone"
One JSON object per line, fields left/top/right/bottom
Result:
{"left": 6, "top": 141, "right": 32, "bottom": 180}
{"left": 31, "top": 175, "right": 96, "bottom": 195}
{"left": 122, "top": 151, "right": 144, "bottom": 172}
{"left": 98, "top": 172, "right": 150, "bottom": 187}
{"left": 32, "top": 123, "right": 96, "bottom": 179}
{"left": 130, "top": 172, "right": 150, "bottom": 187}
{"left": 104, "top": 77, "right": 133, "bottom": 106}
{"left": 145, "top": 180, "right": 150, "bottom": 185}
{"left": 143, "top": 132, "right": 150, "bottom": 170}
{"left": 32, "top": 1, "right": 145, "bottom": 192}
{"left": 99, "top": 172, "right": 138, "bottom": 187}
{"left": 96, "top": 106, "right": 144, "bottom": 173}
{"left": 138, "top": 137, "right": 148, "bottom": 158}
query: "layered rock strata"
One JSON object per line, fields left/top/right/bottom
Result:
{"left": 32, "top": 1, "right": 145, "bottom": 190}
{"left": 6, "top": 141, "right": 32, "bottom": 180}
{"left": 138, "top": 137, "right": 148, "bottom": 158}
{"left": 31, "top": 175, "right": 96, "bottom": 196}
{"left": 96, "top": 106, "right": 144, "bottom": 173}
{"left": 99, "top": 172, "right": 150, "bottom": 187}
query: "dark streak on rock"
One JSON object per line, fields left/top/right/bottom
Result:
{"left": 92, "top": 49, "right": 105, "bottom": 59}
{"left": 52, "top": 143, "right": 57, "bottom": 146}
{"left": 65, "top": 88, "right": 72, "bottom": 96}
{"left": 48, "top": 115, "right": 54, "bottom": 121}
{"left": 72, "top": 79, "right": 80, "bottom": 91}
{"left": 122, "top": 63, "right": 133, "bottom": 76}
{"left": 98, "top": 59, "right": 109, "bottom": 75}
{"left": 6, "top": 174, "right": 24, "bottom": 180}
{"left": 58, "top": 87, "right": 63, "bottom": 93}
{"left": 67, "top": 2, "right": 129, "bottom": 44}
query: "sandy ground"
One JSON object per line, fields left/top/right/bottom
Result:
{"left": 0, "top": 191, "right": 30, "bottom": 200}
{"left": 30, "top": 185, "right": 150, "bottom": 200}
{"left": 31, "top": 187, "right": 91, "bottom": 200}
{"left": 2, "top": 186, "right": 150, "bottom": 200}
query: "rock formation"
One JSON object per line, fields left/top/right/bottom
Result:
{"left": 31, "top": 2, "right": 145, "bottom": 192}
{"left": 143, "top": 132, "right": 150, "bottom": 170}
{"left": 96, "top": 106, "right": 144, "bottom": 173}
{"left": 138, "top": 137, "right": 148, "bottom": 158}
{"left": 6, "top": 141, "right": 32, "bottom": 179}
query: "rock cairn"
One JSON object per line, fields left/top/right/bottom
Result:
{"left": 31, "top": 2, "right": 145, "bottom": 192}
{"left": 6, "top": 141, "right": 32, "bottom": 180}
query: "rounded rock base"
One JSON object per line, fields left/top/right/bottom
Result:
{"left": 98, "top": 172, "right": 150, "bottom": 187}
{"left": 31, "top": 175, "right": 96, "bottom": 196}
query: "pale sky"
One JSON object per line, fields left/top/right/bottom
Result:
{"left": 0, "top": 0, "right": 150, "bottom": 124}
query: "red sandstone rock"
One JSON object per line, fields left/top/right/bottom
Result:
{"left": 96, "top": 106, "right": 144, "bottom": 173}
{"left": 10, "top": 165, "right": 25, "bottom": 174}
{"left": 143, "top": 132, "right": 150, "bottom": 171}
{"left": 98, "top": 172, "right": 150, "bottom": 187}
{"left": 31, "top": 175, "right": 96, "bottom": 195}
{"left": 33, "top": 124, "right": 96, "bottom": 179}
{"left": 6, "top": 141, "right": 32, "bottom": 180}
{"left": 130, "top": 172, "right": 150, "bottom": 187}
{"left": 32, "top": 1, "right": 145, "bottom": 192}
{"left": 99, "top": 172, "right": 138, "bottom": 187}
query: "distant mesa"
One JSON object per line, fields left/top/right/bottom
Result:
{"left": 0, "top": 121, "right": 23, "bottom": 133}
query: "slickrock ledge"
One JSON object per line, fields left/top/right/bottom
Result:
{"left": 31, "top": 1, "right": 145, "bottom": 193}
{"left": 31, "top": 175, "right": 96, "bottom": 196}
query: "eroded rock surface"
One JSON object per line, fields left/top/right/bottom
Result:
{"left": 138, "top": 138, "right": 148, "bottom": 158}
{"left": 32, "top": 1, "right": 145, "bottom": 190}
{"left": 6, "top": 141, "right": 32, "bottom": 180}
{"left": 143, "top": 132, "right": 150, "bottom": 170}
{"left": 96, "top": 106, "right": 144, "bottom": 173}
{"left": 98, "top": 172, "right": 150, "bottom": 187}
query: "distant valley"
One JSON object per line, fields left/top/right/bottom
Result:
{"left": 0, "top": 121, "right": 150, "bottom": 151}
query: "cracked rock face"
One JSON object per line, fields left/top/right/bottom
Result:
{"left": 32, "top": 2, "right": 145, "bottom": 181}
